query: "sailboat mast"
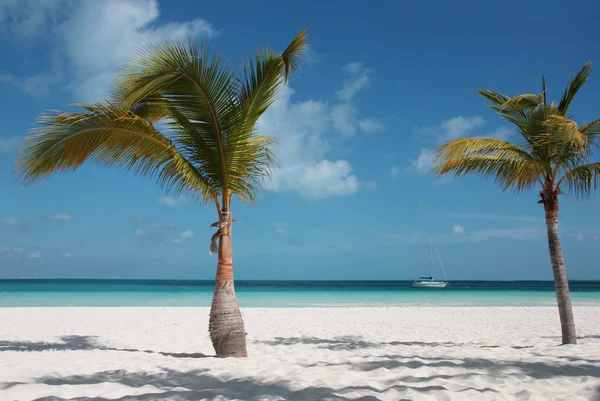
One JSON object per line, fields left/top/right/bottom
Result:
{"left": 429, "top": 233, "right": 433, "bottom": 278}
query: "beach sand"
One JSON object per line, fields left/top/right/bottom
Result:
{"left": 1, "top": 307, "right": 599, "bottom": 401}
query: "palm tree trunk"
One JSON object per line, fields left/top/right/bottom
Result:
{"left": 544, "top": 215, "right": 577, "bottom": 345}
{"left": 208, "top": 228, "right": 248, "bottom": 357}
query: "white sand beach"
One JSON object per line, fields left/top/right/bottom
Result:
{"left": 1, "top": 307, "right": 599, "bottom": 401}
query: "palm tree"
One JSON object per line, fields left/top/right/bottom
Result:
{"left": 431, "top": 62, "right": 600, "bottom": 345}
{"left": 14, "top": 28, "right": 309, "bottom": 357}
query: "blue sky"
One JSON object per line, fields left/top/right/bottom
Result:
{"left": 1, "top": 0, "right": 599, "bottom": 280}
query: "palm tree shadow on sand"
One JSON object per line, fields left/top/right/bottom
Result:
{"left": 1, "top": 335, "right": 599, "bottom": 400}
{"left": 0, "top": 335, "right": 208, "bottom": 359}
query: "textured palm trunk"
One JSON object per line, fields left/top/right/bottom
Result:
{"left": 540, "top": 185, "right": 577, "bottom": 345}
{"left": 208, "top": 228, "right": 248, "bottom": 357}
{"left": 544, "top": 216, "right": 577, "bottom": 345}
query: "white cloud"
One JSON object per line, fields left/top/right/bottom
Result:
{"left": 337, "top": 62, "right": 371, "bottom": 102}
{"left": 406, "top": 148, "right": 435, "bottom": 174}
{"left": 331, "top": 62, "right": 384, "bottom": 136}
{"left": 256, "top": 63, "right": 383, "bottom": 200}
{"left": 0, "top": 0, "right": 217, "bottom": 101}
{"left": 258, "top": 86, "right": 362, "bottom": 200}
{"left": 157, "top": 196, "right": 190, "bottom": 207}
{"left": 171, "top": 238, "right": 181, "bottom": 245}
{"left": 0, "top": 217, "right": 24, "bottom": 227}
{"left": 64, "top": 252, "right": 71, "bottom": 258}
{"left": 386, "top": 226, "right": 545, "bottom": 245}
{"left": 0, "top": 0, "right": 67, "bottom": 39}
{"left": 0, "top": 245, "right": 24, "bottom": 256}
{"left": 28, "top": 251, "right": 41, "bottom": 259}
{"left": 135, "top": 229, "right": 147, "bottom": 237}
{"left": 390, "top": 166, "right": 399, "bottom": 178}
{"left": 408, "top": 118, "right": 515, "bottom": 177}
{"left": 415, "top": 116, "right": 485, "bottom": 142}
{"left": 358, "top": 118, "right": 385, "bottom": 134}
{"left": 567, "top": 230, "right": 585, "bottom": 241}
{"left": 439, "top": 116, "right": 485, "bottom": 141}
{"left": 452, "top": 224, "right": 465, "bottom": 235}
{"left": 274, "top": 222, "right": 288, "bottom": 235}
{"left": 0, "top": 136, "right": 22, "bottom": 153}
{"left": 488, "top": 125, "right": 513, "bottom": 140}
{"left": 48, "top": 213, "right": 72, "bottom": 221}
{"left": 330, "top": 103, "right": 358, "bottom": 136}
{"left": 180, "top": 229, "right": 194, "bottom": 239}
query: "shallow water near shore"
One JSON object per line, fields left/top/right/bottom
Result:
{"left": 1, "top": 279, "right": 600, "bottom": 307}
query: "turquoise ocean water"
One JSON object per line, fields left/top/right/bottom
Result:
{"left": 1, "top": 279, "right": 600, "bottom": 307}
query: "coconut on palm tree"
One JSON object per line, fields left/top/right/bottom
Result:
{"left": 14, "top": 28, "right": 309, "bottom": 357}
{"left": 431, "top": 62, "right": 600, "bottom": 345}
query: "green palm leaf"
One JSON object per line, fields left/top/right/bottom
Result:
{"left": 15, "top": 102, "right": 214, "bottom": 202}
{"left": 432, "top": 137, "right": 543, "bottom": 192}
{"left": 558, "top": 61, "right": 592, "bottom": 114}
{"left": 557, "top": 162, "right": 600, "bottom": 198}
{"left": 111, "top": 29, "right": 307, "bottom": 208}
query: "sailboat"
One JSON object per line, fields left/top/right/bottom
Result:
{"left": 411, "top": 233, "right": 449, "bottom": 288}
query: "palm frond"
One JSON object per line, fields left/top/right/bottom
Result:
{"left": 557, "top": 162, "right": 600, "bottom": 198}
{"left": 500, "top": 93, "right": 541, "bottom": 110}
{"left": 542, "top": 74, "right": 547, "bottom": 106}
{"left": 113, "top": 30, "right": 306, "bottom": 207}
{"left": 431, "top": 155, "right": 542, "bottom": 192}
{"left": 475, "top": 88, "right": 512, "bottom": 107}
{"left": 544, "top": 115, "right": 589, "bottom": 150}
{"left": 432, "top": 137, "right": 543, "bottom": 192}
{"left": 112, "top": 39, "right": 240, "bottom": 203}
{"left": 580, "top": 118, "right": 600, "bottom": 150}
{"left": 558, "top": 61, "right": 593, "bottom": 114}
{"left": 280, "top": 26, "right": 309, "bottom": 84}
{"left": 15, "top": 103, "right": 214, "bottom": 202}
{"left": 432, "top": 137, "right": 533, "bottom": 162}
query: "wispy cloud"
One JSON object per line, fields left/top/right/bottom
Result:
{"left": 447, "top": 213, "right": 544, "bottom": 223}
{"left": 47, "top": 213, "right": 72, "bottom": 221}
{"left": 567, "top": 230, "right": 585, "bottom": 241}
{"left": 180, "top": 230, "right": 194, "bottom": 239}
{"left": 274, "top": 222, "right": 288, "bottom": 235}
{"left": 28, "top": 251, "right": 41, "bottom": 259}
{"left": 0, "top": 136, "right": 22, "bottom": 153}
{"left": 332, "top": 62, "right": 385, "bottom": 136}
{"left": 487, "top": 125, "right": 513, "bottom": 140}
{"left": 134, "top": 229, "right": 146, "bottom": 237}
{"left": 258, "top": 61, "right": 386, "bottom": 200}
{"left": 0, "top": 245, "right": 24, "bottom": 256}
{"left": 157, "top": 196, "right": 189, "bottom": 207}
{"left": 408, "top": 117, "right": 513, "bottom": 178}
{"left": 452, "top": 224, "right": 465, "bottom": 235}
{"left": 0, "top": 0, "right": 217, "bottom": 102}
{"left": 406, "top": 148, "right": 435, "bottom": 174}
{"left": 390, "top": 166, "right": 399, "bottom": 178}
{"left": 385, "top": 226, "right": 545, "bottom": 245}
{"left": 0, "top": 217, "right": 24, "bottom": 228}
{"left": 415, "top": 116, "right": 485, "bottom": 142}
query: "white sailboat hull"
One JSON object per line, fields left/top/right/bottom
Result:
{"left": 411, "top": 280, "right": 448, "bottom": 288}
{"left": 412, "top": 234, "right": 449, "bottom": 289}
